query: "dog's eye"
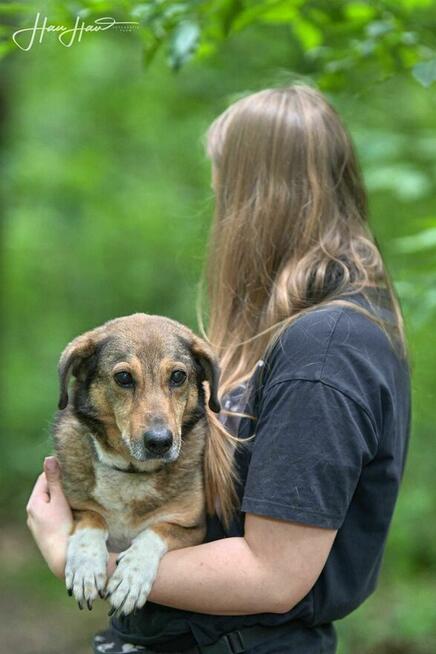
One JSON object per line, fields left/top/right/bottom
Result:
{"left": 170, "top": 370, "right": 187, "bottom": 386}
{"left": 114, "top": 371, "right": 134, "bottom": 388}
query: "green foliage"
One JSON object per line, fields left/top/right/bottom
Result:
{"left": 1, "top": 4, "right": 436, "bottom": 654}
{"left": 1, "top": 0, "right": 435, "bottom": 88}
{"left": 396, "top": 226, "right": 436, "bottom": 252}
{"left": 169, "top": 19, "right": 201, "bottom": 69}
{"left": 413, "top": 57, "right": 436, "bottom": 86}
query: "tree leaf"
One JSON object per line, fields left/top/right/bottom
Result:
{"left": 168, "top": 19, "right": 200, "bottom": 70}
{"left": 366, "top": 20, "right": 393, "bottom": 38}
{"left": 345, "top": 2, "right": 377, "bottom": 21}
{"left": 412, "top": 58, "right": 436, "bottom": 87}
{"left": 293, "top": 16, "right": 323, "bottom": 50}
{"left": 231, "top": 0, "right": 302, "bottom": 32}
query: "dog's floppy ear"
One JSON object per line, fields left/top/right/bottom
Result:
{"left": 57, "top": 328, "right": 104, "bottom": 410}
{"left": 191, "top": 336, "right": 221, "bottom": 413}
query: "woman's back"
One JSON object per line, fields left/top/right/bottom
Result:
{"left": 110, "top": 291, "right": 410, "bottom": 653}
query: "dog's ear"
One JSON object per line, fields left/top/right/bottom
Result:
{"left": 191, "top": 337, "right": 221, "bottom": 413}
{"left": 57, "top": 328, "right": 104, "bottom": 410}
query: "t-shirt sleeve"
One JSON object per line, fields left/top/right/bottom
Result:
{"left": 240, "top": 378, "right": 378, "bottom": 529}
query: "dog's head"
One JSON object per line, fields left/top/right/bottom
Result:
{"left": 57, "top": 313, "right": 220, "bottom": 467}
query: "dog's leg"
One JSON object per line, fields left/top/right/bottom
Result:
{"left": 106, "top": 522, "right": 205, "bottom": 616}
{"left": 65, "top": 510, "right": 108, "bottom": 610}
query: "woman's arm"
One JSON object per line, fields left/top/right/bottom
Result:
{"left": 109, "top": 513, "right": 336, "bottom": 615}
{"left": 27, "top": 460, "right": 336, "bottom": 615}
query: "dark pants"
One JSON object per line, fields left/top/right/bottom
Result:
{"left": 93, "top": 629, "right": 198, "bottom": 654}
{"left": 93, "top": 629, "right": 148, "bottom": 653}
{"left": 93, "top": 624, "right": 337, "bottom": 654}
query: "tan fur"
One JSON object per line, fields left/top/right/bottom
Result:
{"left": 74, "top": 509, "right": 108, "bottom": 532}
{"left": 150, "top": 521, "right": 206, "bottom": 551}
{"left": 53, "top": 314, "right": 239, "bottom": 612}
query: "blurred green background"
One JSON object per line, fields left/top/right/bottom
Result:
{"left": 1, "top": 2, "right": 436, "bottom": 653}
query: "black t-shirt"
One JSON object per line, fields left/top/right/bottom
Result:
{"left": 112, "top": 292, "right": 411, "bottom": 653}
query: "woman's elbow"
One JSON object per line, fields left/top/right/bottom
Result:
{"left": 271, "top": 594, "right": 298, "bottom": 615}
{"left": 269, "top": 578, "right": 314, "bottom": 614}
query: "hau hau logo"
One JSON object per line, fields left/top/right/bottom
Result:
{"left": 12, "top": 13, "right": 139, "bottom": 51}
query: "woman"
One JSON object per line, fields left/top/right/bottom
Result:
{"left": 27, "top": 84, "right": 411, "bottom": 654}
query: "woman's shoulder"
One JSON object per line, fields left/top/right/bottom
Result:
{"left": 261, "top": 292, "right": 407, "bottom": 391}
{"left": 249, "top": 294, "right": 409, "bottom": 439}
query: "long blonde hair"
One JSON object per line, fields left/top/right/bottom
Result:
{"left": 199, "top": 84, "right": 406, "bottom": 401}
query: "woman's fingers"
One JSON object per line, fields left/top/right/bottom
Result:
{"left": 44, "top": 456, "right": 63, "bottom": 496}
{"left": 27, "top": 457, "right": 63, "bottom": 516}
{"left": 43, "top": 456, "right": 72, "bottom": 515}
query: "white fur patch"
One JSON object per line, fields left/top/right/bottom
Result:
{"left": 106, "top": 529, "right": 168, "bottom": 616}
{"left": 92, "top": 462, "right": 161, "bottom": 551}
{"left": 65, "top": 527, "right": 108, "bottom": 607}
{"left": 92, "top": 438, "right": 131, "bottom": 470}
{"left": 91, "top": 434, "right": 165, "bottom": 473}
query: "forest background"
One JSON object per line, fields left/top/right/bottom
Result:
{"left": 1, "top": 1, "right": 435, "bottom": 652}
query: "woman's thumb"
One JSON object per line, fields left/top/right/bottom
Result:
{"left": 44, "top": 456, "right": 62, "bottom": 490}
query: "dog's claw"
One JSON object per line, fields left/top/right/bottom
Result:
{"left": 87, "top": 599, "right": 93, "bottom": 610}
{"left": 67, "top": 588, "right": 73, "bottom": 597}
{"left": 107, "top": 605, "right": 116, "bottom": 617}
{"left": 108, "top": 588, "right": 130, "bottom": 618}
{"left": 98, "top": 589, "right": 105, "bottom": 599}
{"left": 77, "top": 601, "right": 83, "bottom": 611}
{"left": 106, "top": 577, "right": 122, "bottom": 601}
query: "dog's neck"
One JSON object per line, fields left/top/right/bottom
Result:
{"left": 88, "top": 435, "right": 160, "bottom": 474}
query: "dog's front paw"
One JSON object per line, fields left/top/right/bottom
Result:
{"left": 65, "top": 528, "right": 108, "bottom": 610}
{"left": 106, "top": 529, "right": 167, "bottom": 617}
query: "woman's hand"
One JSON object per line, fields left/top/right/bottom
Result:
{"left": 26, "top": 456, "right": 73, "bottom": 580}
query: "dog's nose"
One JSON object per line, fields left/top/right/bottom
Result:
{"left": 143, "top": 427, "right": 173, "bottom": 455}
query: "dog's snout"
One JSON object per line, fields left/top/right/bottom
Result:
{"left": 143, "top": 427, "right": 173, "bottom": 455}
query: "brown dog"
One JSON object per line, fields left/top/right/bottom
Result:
{"left": 53, "top": 313, "right": 234, "bottom": 616}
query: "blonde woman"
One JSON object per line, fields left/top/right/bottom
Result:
{"left": 27, "top": 84, "right": 411, "bottom": 654}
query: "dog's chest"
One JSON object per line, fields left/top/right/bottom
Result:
{"left": 92, "top": 464, "right": 162, "bottom": 551}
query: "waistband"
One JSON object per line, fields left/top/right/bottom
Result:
{"left": 147, "top": 622, "right": 309, "bottom": 653}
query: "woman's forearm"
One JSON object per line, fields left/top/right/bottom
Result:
{"left": 108, "top": 536, "right": 291, "bottom": 616}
